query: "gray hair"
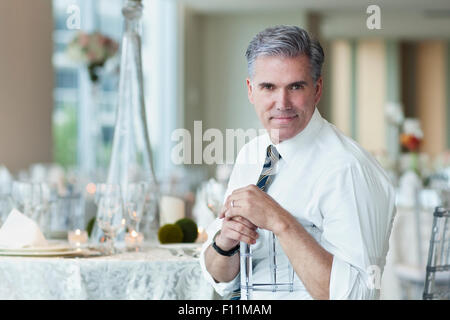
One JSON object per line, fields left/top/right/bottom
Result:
{"left": 245, "top": 25, "right": 324, "bottom": 82}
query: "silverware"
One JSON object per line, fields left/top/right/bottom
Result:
{"left": 168, "top": 248, "right": 184, "bottom": 257}
{"left": 168, "top": 248, "right": 200, "bottom": 258}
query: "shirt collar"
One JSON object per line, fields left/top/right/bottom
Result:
{"left": 265, "top": 107, "right": 324, "bottom": 163}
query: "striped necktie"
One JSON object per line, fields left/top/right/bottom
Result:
{"left": 230, "top": 144, "right": 281, "bottom": 300}
{"left": 256, "top": 145, "right": 282, "bottom": 192}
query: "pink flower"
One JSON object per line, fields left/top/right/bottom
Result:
{"left": 78, "top": 32, "right": 89, "bottom": 48}
{"left": 87, "top": 51, "right": 98, "bottom": 63}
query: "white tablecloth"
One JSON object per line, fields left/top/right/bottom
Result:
{"left": 0, "top": 242, "right": 215, "bottom": 300}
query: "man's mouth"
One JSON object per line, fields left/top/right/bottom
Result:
{"left": 270, "top": 115, "right": 298, "bottom": 124}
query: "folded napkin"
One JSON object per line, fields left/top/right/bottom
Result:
{"left": 0, "top": 208, "right": 48, "bottom": 249}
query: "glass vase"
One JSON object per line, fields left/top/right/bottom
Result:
{"left": 91, "top": 0, "right": 159, "bottom": 244}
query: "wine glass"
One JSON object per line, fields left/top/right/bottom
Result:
{"left": 205, "top": 179, "right": 225, "bottom": 217}
{"left": 95, "top": 183, "right": 125, "bottom": 255}
{"left": 0, "top": 166, "right": 13, "bottom": 225}
{"left": 11, "top": 181, "right": 43, "bottom": 220}
{"left": 140, "top": 183, "right": 159, "bottom": 241}
{"left": 0, "top": 194, "right": 13, "bottom": 226}
{"left": 124, "top": 182, "right": 148, "bottom": 233}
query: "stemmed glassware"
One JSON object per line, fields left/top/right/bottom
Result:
{"left": 95, "top": 183, "right": 125, "bottom": 255}
{"left": 205, "top": 179, "right": 225, "bottom": 217}
{"left": 11, "top": 181, "right": 40, "bottom": 219}
{"left": 11, "top": 181, "right": 50, "bottom": 220}
{"left": 123, "top": 182, "right": 148, "bottom": 233}
{"left": 0, "top": 165, "right": 13, "bottom": 225}
{"left": 140, "top": 183, "right": 159, "bottom": 241}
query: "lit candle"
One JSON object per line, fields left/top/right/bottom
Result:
{"left": 68, "top": 229, "right": 88, "bottom": 247}
{"left": 195, "top": 227, "right": 208, "bottom": 243}
{"left": 125, "top": 230, "right": 144, "bottom": 249}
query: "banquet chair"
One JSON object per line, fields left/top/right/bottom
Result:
{"left": 392, "top": 187, "right": 444, "bottom": 299}
{"left": 422, "top": 207, "right": 450, "bottom": 300}
{"left": 240, "top": 233, "right": 300, "bottom": 300}
{"left": 393, "top": 203, "right": 433, "bottom": 299}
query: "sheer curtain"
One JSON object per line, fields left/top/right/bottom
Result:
{"left": 144, "top": 0, "right": 182, "bottom": 182}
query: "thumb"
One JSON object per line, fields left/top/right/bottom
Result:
{"left": 218, "top": 206, "right": 227, "bottom": 219}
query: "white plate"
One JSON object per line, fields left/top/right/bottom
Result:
{"left": 157, "top": 242, "right": 202, "bottom": 249}
{"left": 0, "top": 242, "right": 73, "bottom": 253}
{"left": 0, "top": 249, "right": 83, "bottom": 257}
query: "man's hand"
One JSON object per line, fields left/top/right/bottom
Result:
{"left": 215, "top": 215, "right": 259, "bottom": 249}
{"left": 219, "top": 184, "right": 288, "bottom": 235}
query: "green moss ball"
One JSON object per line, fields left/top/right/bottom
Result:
{"left": 86, "top": 217, "right": 96, "bottom": 238}
{"left": 175, "top": 218, "right": 198, "bottom": 243}
{"left": 158, "top": 224, "right": 184, "bottom": 244}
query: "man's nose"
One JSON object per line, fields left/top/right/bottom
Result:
{"left": 275, "top": 89, "right": 292, "bottom": 110}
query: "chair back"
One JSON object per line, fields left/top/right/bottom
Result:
{"left": 240, "top": 232, "right": 299, "bottom": 300}
{"left": 423, "top": 207, "right": 450, "bottom": 300}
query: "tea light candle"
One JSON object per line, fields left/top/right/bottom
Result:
{"left": 125, "top": 230, "right": 144, "bottom": 248}
{"left": 159, "top": 196, "right": 185, "bottom": 225}
{"left": 68, "top": 229, "right": 88, "bottom": 247}
{"left": 196, "top": 227, "right": 208, "bottom": 243}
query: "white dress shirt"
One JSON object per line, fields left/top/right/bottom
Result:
{"left": 199, "top": 108, "right": 397, "bottom": 300}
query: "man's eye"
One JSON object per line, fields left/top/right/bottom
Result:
{"left": 291, "top": 84, "right": 303, "bottom": 90}
{"left": 263, "top": 84, "right": 274, "bottom": 90}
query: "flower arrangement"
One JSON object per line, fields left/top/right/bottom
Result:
{"left": 400, "top": 133, "right": 421, "bottom": 152}
{"left": 400, "top": 118, "right": 423, "bottom": 152}
{"left": 66, "top": 31, "right": 119, "bottom": 83}
{"left": 399, "top": 118, "right": 424, "bottom": 176}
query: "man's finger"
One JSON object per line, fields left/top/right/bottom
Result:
{"left": 222, "top": 228, "right": 257, "bottom": 245}
{"left": 231, "top": 216, "right": 257, "bottom": 230}
{"left": 218, "top": 206, "right": 227, "bottom": 219}
{"left": 225, "top": 220, "right": 259, "bottom": 239}
{"left": 231, "top": 184, "right": 258, "bottom": 195}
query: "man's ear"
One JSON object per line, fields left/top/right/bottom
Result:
{"left": 314, "top": 77, "right": 323, "bottom": 106}
{"left": 246, "top": 78, "right": 254, "bottom": 104}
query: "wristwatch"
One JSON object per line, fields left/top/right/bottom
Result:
{"left": 212, "top": 230, "right": 240, "bottom": 257}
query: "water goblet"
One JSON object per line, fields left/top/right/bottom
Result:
{"left": 11, "top": 181, "right": 45, "bottom": 220}
{"left": 95, "top": 183, "right": 125, "bottom": 255}
{"left": 124, "top": 182, "right": 148, "bottom": 233}
{"left": 205, "top": 179, "right": 225, "bottom": 217}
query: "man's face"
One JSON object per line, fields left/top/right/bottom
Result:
{"left": 246, "top": 54, "right": 322, "bottom": 143}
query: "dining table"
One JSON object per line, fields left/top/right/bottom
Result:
{"left": 0, "top": 241, "right": 216, "bottom": 300}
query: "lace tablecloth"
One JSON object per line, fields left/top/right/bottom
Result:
{"left": 0, "top": 242, "right": 215, "bottom": 300}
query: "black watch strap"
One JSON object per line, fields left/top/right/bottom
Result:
{"left": 212, "top": 231, "right": 240, "bottom": 257}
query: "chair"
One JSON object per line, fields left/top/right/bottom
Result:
{"left": 392, "top": 188, "right": 442, "bottom": 299}
{"left": 422, "top": 207, "right": 450, "bottom": 300}
{"left": 240, "top": 233, "right": 299, "bottom": 300}
{"left": 392, "top": 201, "right": 434, "bottom": 299}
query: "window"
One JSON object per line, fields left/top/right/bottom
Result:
{"left": 52, "top": 0, "right": 180, "bottom": 181}
{"left": 52, "top": 0, "right": 123, "bottom": 175}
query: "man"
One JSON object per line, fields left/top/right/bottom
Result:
{"left": 199, "top": 25, "right": 396, "bottom": 300}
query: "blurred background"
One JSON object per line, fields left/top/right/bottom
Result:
{"left": 0, "top": 0, "right": 450, "bottom": 299}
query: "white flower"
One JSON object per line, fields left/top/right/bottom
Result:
{"left": 402, "top": 118, "right": 423, "bottom": 139}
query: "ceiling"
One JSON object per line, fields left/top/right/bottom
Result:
{"left": 180, "top": 0, "right": 450, "bottom": 14}
{"left": 179, "top": 0, "right": 450, "bottom": 38}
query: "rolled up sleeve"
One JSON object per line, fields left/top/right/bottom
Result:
{"left": 329, "top": 255, "right": 378, "bottom": 299}
{"left": 199, "top": 218, "right": 240, "bottom": 297}
{"left": 317, "top": 162, "right": 396, "bottom": 300}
